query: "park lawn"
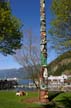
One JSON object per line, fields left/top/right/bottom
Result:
{"left": 0, "top": 90, "right": 42, "bottom": 108}
{"left": 0, "top": 90, "right": 71, "bottom": 108}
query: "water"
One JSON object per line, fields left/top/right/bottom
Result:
{"left": 16, "top": 79, "right": 37, "bottom": 91}
{"left": 17, "top": 79, "right": 33, "bottom": 85}
{"left": 16, "top": 87, "right": 36, "bottom": 92}
{"left": 0, "top": 71, "right": 36, "bottom": 91}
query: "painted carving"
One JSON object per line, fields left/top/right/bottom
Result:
{"left": 41, "top": 31, "right": 46, "bottom": 37}
{"left": 40, "top": 44, "right": 45, "bottom": 52}
{"left": 40, "top": 0, "right": 48, "bottom": 99}
{"left": 41, "top": 37, "right": 47, "bottom": 44}
{"left": 43, "top": 67, "right": 48, "bottom": 79}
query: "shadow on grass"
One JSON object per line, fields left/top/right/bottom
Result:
{"left": 42, "top": 101, "right": 56, "bottom": 108}
{"left": 39, "top": 92, "right": 62, "bottom": 108}
{"left": 48, "top": 92, "right": 62, "bottom": 101}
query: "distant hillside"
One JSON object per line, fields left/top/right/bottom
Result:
{"left": 0, "top": 51, "right": 71, "bottom": 79}
{"left": 0, "top": 68, "right": 29, "bottom": 79}
{"left": 48, "top": 51, "right": 71, "bottom": 76}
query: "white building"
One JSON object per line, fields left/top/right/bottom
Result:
{"left": 48, "top": 74, "right": 68, "bottom": 91}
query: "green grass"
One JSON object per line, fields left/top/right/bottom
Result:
{"left": 0, "top": 90, "right": 41, "bottom": 108}
{"left": 0, "top": 90, "right": 71, "bottom": 108}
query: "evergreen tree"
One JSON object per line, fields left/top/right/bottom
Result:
{"left": 49, "top": 0, "right": 71, "bottom": 54}
{"left": 0, "top": 1, "right": 23, "bottom": 55}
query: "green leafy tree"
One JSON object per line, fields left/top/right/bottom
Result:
{"left": 0, "top": 1, "right": 23, "bottom": 55}
{"left": 49, "top": 0, "right": 71, "bottom": 54}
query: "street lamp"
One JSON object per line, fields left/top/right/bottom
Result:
{"left": 39, "top": 0, "right": 49, "bottom": 104}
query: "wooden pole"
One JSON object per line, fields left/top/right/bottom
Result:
{"left": 39, "top": 0, "right": 49, "bottom": 104}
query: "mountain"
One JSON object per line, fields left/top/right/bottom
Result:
{"left": 0, "top": 51, "right": 71, "bottom": 79}
{"left": 0, "top": 68, "right": 29, "bottom": 79}
{"left": 48, "top": 51, "right": 71, "bottom": 76}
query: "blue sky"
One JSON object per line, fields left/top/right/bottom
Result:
{"left": 0, "top": 0, "right": 57, "bottom": 70}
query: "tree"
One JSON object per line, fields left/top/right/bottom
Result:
{"left": 14, "top": 30, "right": 40, "bottom": 88}
{"left": 0, "top": 1, "right": 23, "bottom": 55}
{"left": 49, "top": 0, "right": 71, "bottom": 54}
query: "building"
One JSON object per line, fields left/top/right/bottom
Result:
{"left": 48, "top": 74, "right": 71, "bottom": 91}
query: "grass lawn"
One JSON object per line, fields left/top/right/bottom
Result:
{"left": 0, "top": 90, "right": 42, "bottom": 108}
{"left": 0, "top": 90, "right": 71, "bottom": 108}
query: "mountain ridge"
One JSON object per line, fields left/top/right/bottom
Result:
{"left": 48, "top": 51, "right": 71, "bottom": 76}
{"left": 0, "top": 51, "right": 71, "bottom": 79}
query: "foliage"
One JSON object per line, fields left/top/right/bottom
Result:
{"left": 46, "top": 92, "right": 71, "bottom": 108}
{"left": 49, "top": 0, "right": 71, "bottom": 54}
{"left": 0, "top": 2, "right": 23, "bottom": 55}
{"left": 53, "top": 92, "right": 71, "bottom": 108}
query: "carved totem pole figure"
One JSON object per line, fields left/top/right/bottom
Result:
{"left": 40, "top": 0, "right": 49, "bottom": 103}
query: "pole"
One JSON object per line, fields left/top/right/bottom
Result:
{"left": 39, "top": 0, "right": 49, "bottom": 104}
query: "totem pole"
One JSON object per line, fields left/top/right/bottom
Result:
{"left": 39, "top": 0, "right": 49, "bottom": 103}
